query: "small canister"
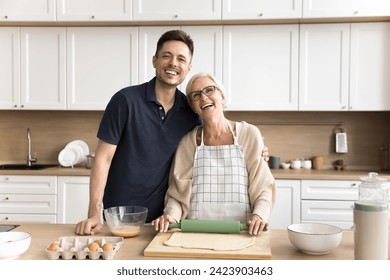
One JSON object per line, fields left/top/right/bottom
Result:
{"left": 354, "top": 172, "right": 389, "bottom": 259}
{"left": 85, "top": 154, "right": 95, "bottom": 169}
{"left": 354, "top": 201, "right": 389, "bottom": 260}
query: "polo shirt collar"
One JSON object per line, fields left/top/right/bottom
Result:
{"left": 145, "top": 77, "right": 187, "bottom": 109}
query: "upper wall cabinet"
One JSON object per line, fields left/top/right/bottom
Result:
{"left": 302, "top": 0, "right": 390, "bottom": 18}
{"left": 299, "top": 22, "right": 390, "bottom": 111}
{"left": 21, "top": 28, "right": 67, "bottom": 110}
{"left": 223, "top": 25, "right": 299, "bottom": 111}
{"left": 0, "top": 27, "right": 20, "bottom": 109}
{"left": 0, "top": 0, "right": 56, "bottom": 21}
{"left": 66, "top": 27, "right": 138, "bottom": 110}
{"left": 299, "top": 24, "right": 350, "bottom": 111}
{"left": 0, "top": 27, "right": 66, "bottom": 110}
{"left": 222, "top": 0, "right": 302, "bottom": 19}
{"left": 349, "top": 22, "right": 390, "bottom": 111}
{"left": 133, "top": 0, "right": 222, "bottom": 21}
{"left": 56, "top": 0, "right": 132, "bottom": 21}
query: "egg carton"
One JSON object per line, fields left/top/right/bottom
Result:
{"left": 45, "top": 236, "right": 123, "bottom": 260}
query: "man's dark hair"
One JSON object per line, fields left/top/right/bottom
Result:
{"left": 155, "top": 30, "right": 194, "bottom": 59}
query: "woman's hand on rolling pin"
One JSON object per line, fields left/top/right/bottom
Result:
{"left": 247, "top": 214, "right": 267, "bottom": 236}
{"left": 151, "top": 215, "right": 177, "bottom": 232}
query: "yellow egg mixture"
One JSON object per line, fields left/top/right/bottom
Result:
{"left": 111, "top": 225, "right": 141, "bottom": 237}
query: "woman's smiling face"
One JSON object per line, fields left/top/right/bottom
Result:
{"left": 188, "top": 76, "right": 225, "bottom": 117}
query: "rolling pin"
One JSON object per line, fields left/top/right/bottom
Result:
{"left": 168, "top": 219, "right": 249, "bottom": 234}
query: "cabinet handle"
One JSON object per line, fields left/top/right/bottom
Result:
{"left": 353, "top": 11, "right": 359, "bottom": 15}
{"left": 173, "top": 14, "right": 178, "bottom": 18}
{"left": 5, "top": 197, "right": 9, "bottom": 200}
{"left": 13, "top": 104, "right": 17, "bottom": 108}
{"left": 21, "top": 105, "right": 24, "bottom": 108}
{"left": 4, "top": 15, "right": 8, "bottom": 19}
{"left": 5, "top": 217, "right": 9, "bottom": 220}
{"left": 258, "top": 13, "right": 263, "bottom": 17}
{"left": 351, "top": 183, "right": 357, "bottom": 187}
{"left": 91, "top": 15, "right": 95, "bottom": 19}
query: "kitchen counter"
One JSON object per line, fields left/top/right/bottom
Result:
{"left": 9, "top": 223, "right": 376, "bottom": 260}
{"left": 1, "top": 166, "right": 389, "bottom": 180}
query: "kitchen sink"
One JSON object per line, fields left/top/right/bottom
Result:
{"left": 0, "top": 164, "right": 58, "bottom": 170}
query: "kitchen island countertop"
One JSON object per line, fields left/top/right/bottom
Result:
{"left": 8, "top": 223, "right": 379, "bottom": 260}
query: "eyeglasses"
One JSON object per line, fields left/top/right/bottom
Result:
{"left": 188, "top": 85, "right": 220, "bottom": 101}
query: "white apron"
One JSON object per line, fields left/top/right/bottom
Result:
{"left": 187, "top": 122, "right": 251, "bottom": 223}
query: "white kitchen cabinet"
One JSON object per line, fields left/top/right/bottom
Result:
{"left": 301, "top": 180, "right": 359, "bottom": 230}
{"left": 0, "top": 27, "right": 66, "bottom": 110}
{"left": 0, "top": 27, "right": 20, "bottom": 109}
{"left": 268, "top": 180, "right": 301, "bottom": 229}
{"left": 0, "top": 175, "right": 57, "bottom": 223}
{"left": 302, "top": 0, "right": 390, "bottom": 18}
{"left": 349, "top": 22, "right": 390, "bottom": 111}
{"left": 57, "top": 176, "right": 89, "bottom": 224}
{"left": 56, "top": 0, "right": 132, "bottom": 21}
{"left": 20, "top": 27, "right": 67, "bottom": 110}
{"left": 223, "top": 25, "right": 299, "bottom": 111}
{"left": 139, "top": 26, "right": 223, "bottom": 92}
{"left": 0, "top": 0, "right": 56, "bottom": 21}
{"left": 299, "top": 24, "right": 350, "bottom": 111}
{"left": 133, "top": 0, "right": 221, "bottom": 21}
{"left": 66, "top": 27, "right": 138, "bottom": 110}
{"left": 222, "top": 0, "right": 302, "bottom": 19}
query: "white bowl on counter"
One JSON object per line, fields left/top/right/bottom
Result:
{"left": 301, "top": 160, "right": 312, "bottom": 170}
{"left": 287, "top": 223, "right": 342, "bottom": 255}
{"left": 0, "top": 231, "right": 31, "bottom": 259}
{"left": 280, "top": 162, "right": 291, "bottom": 169}
{"left": 290, "top": 160, "right": 302, "bottom": 169}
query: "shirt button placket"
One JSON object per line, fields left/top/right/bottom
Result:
{"left": 159, "top": 106, "right": 165, "bottom": 121}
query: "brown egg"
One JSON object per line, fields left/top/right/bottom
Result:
{"left": 93, "top": 239, "right": 101, "bottom": 246}
{"left": 48, "top": 242, "right": 59, "bottom": 251}
{"left": 88, "top": 242, "right": 100, "bottom": 251}
{"left": 102, "top": 242, "right": 113, "bottom": 252}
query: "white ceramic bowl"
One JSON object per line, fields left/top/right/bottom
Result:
{"left": 287, "top": 223, "right": 342, "bottom": 255}
{"left": 290, "top": 160, "right": 302, "bottom": 169}
{"left": 280, "top": 162, "right": 291, "bottom": 169}
{"left": 0, "top": 231, "right": 31, "bottom": 259}
{"left": 104, "top": 206, "right": 148, "bottom": 238}
{"left": 301, "top": 160, "right": 312, "bottom": 170}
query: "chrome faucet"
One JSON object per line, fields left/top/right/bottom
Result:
{"left": 27, "top": 128, "right": 37, "bottom": 166}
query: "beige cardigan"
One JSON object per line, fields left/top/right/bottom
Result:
{"left": 163, "top": 121, "right": 276, "bottom": 223}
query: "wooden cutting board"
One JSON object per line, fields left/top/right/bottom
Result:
{"left": 144, "top": 231, "right": 271, "bottom": 259}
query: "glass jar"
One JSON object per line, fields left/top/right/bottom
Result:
{"left": 358, "top": 172, "right": 389, "bottom": 204}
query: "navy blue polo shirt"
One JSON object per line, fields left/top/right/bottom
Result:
{"left": 97, "top": 77, "right": 200, "bottom": 222}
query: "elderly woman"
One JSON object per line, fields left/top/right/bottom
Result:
{"left": 152, "top": 73, "right": 275, "bottom": 236}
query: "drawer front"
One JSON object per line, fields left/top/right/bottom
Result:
{"left": 0, "top": 214, "right": 56, "bottom": 223}
{"left": 301, "top": 180, "right": 359, "bottom": 200}
{"left": 301, "top": 200, "right": 354, "bottom": 222}
{"left": 0, "top": 194, "right": 57, "bottom": 214}
{"left": 0, "top": 175, "right": 57, "bottom": 194}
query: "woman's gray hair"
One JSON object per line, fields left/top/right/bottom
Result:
{"left": 185, "top": 72, "right": 226, "bottom": 97}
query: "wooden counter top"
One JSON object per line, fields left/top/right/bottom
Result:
{"left": 1, "top": 166, "right": 389, "bottom": 180}
{"left": 9, "top": 223, "right": 364, "bottom": 260}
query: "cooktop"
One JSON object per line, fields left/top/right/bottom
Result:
{"left": 0, "top": 225, "right": 19, "bottom": 232}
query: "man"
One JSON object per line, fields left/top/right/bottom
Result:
{"left": 75, "top": 30, "right": 268, "bottom": 235}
